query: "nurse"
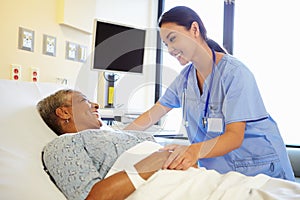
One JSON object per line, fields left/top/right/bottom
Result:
{"left": 124, "top": 6, "right": 295, "bottom": 181}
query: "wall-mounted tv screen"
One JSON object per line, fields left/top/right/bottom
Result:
{"left": 91, "top": 19, "right": 146, "bottom": 74}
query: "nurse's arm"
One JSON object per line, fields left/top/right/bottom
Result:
{"left": 161, "top": 121, "right": 245, "bottom": 170}
{"left": 124, "top": 102, "right": 172, "bottom": 131}
{"left": 197, "top": 121, "right": 246, "bottom": 158}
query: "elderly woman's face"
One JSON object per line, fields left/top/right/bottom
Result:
{"left": 67, "top": 92, "right": 102, "bottom": 131}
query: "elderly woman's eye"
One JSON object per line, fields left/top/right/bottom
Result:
{"left": 81, "top": 97, "right": 88, "bottom": 102}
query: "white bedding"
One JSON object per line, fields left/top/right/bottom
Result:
{"left": 108, "top": 141, "right": 300, "bottom": 200}
{"left": 128, "top": 168, "right": 300, "bottom": 200}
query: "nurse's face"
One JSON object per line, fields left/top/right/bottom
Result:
{"left": 160, "top": 22, "right": 198, "bottom": 66}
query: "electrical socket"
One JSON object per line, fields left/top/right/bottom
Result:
{"left": 30, "top": 67, "right": 39, "bottom": 82}
{"left": 10, "top": 64, "right": 22, "bottom": 81}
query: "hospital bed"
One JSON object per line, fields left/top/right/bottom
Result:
{"left": 0, "top": 79, "right": 66, "bottom": 199}
{"left": 0, "top": 79, "right": 299, "bottom": 200}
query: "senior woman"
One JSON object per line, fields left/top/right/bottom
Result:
{"left": 37, "top": 89, "right": 170, "bottom": 200}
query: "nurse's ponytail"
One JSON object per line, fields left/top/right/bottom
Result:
{"left": 206, "top": 39, "right": 228, "bottom": 54}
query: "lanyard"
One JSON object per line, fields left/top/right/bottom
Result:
{"left": 182, "top": 48, "right": 216, "bottom": 128}
{"left": 202, "top": 48, "right": 216, "bottom": 127}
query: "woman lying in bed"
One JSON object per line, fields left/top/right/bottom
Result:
{"left": 37, "top": 89, "right": 172, "bottom": 200}
{"left": 37, "top": 89, "right": 300, "bottom": 200}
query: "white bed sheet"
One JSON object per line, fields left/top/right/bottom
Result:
{"left": 128, "top": 168, "right": 300, "bottom": 200}
{"left": 108, "top": 141, "right": 300, "bottom": 200}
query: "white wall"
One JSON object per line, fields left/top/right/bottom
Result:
{"left": 0, "top": 0, "right": 159, "bottom": 105}
{"left": 0, "top": 0, "right": 98, "bottom": 99}
{"left": 95, "top": 0, "right": 159, "bottom": 112}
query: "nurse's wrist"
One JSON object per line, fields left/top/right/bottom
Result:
{"left": 194, "top": 142, "right": 205, "bottom": 159}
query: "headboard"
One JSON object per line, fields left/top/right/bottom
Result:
{"left": 0, "top": 79, "right": 67, "bottom": 200}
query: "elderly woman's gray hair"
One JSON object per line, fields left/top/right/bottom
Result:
{"left": 36, "top": 89, "right": 75, "bottom": 136}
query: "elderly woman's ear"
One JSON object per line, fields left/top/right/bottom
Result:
{"left": 55, "top": 107, "right": 71, "bottom": 120}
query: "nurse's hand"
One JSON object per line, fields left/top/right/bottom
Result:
{"left": 160, "top": 144, "right": 200, "bottom": 170}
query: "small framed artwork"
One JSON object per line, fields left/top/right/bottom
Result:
{"left": 43, "top": 34, "right": 56, "bottom": 56}
{"left": 65, "top": 41, "right": 78, "bottom": 61}
{"left": 18, "top": 27, "right": 34, "bottom": 52}
{"left": 77, "top": 45, "right": 87, "bottom": 62}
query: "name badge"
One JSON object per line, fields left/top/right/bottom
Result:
{"left": 207, "top": 118, "right": 223, "bottom": 133}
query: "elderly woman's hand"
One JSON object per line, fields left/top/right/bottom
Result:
{"left": 160, "top": 144, "right": 200, "bottom": 170}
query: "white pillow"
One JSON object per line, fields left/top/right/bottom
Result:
{"left": 0, "top": 80, "right": 66, "bottom": 200}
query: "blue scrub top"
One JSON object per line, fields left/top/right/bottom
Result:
{"left": 159, "top": 54, "right": 295, "bottom": 181}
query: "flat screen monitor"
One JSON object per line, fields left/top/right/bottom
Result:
{"left": 91, "top": 19, "right": 146, "bottom": 74}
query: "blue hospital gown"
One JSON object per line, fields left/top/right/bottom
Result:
{"left": 42, "top": 129, "right": 155, "bottom": 200}
{"left": 159, "top": 54, "right": 295, "bottom": 181}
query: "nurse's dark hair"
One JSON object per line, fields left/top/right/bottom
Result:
{"left": 158, "top": 6, "right": 227, "bottom": 54}
{"left": 36, "top": 89, "right": 75, "bottom": 136}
